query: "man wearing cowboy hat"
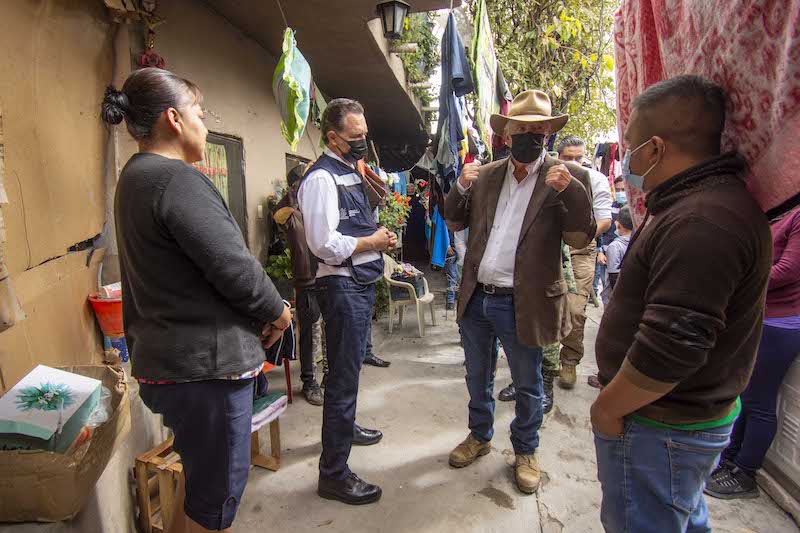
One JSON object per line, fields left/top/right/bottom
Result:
{"left": 444, "top": 90, "right": 595, "bottom": 494}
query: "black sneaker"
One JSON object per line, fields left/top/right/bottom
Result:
{"left": 302, "top": 381, "right": 323, "bottom": 406}
{"left": 704, "top": 464, "right": 759, "bottom": 500}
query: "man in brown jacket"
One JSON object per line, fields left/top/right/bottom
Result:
{"left": 445, "top": 90, "right": 595, "bottom": 494}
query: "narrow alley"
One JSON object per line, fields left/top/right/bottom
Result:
{"left": 232, "top": 299, "right": 799, "bottom": 533}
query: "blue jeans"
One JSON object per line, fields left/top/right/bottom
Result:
{"left": 315, "top": 276, "right": 376, "bottom": 480}
{"left": 722, "top": 324, "right": 800, "bottom": 476}
{"left": 595, "top": 419, "right": 733, "bottom": 533}
{"left": 444, "top": 254, "right": 458, "bottom": 305}
{"left": 460, "top": 291, "right": 544, "bottom": 455}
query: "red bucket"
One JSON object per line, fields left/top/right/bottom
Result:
{"left": 88, "top": 294, "right": 124, "bottom": 337}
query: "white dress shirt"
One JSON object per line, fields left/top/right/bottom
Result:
{"left": 297, "top": 148, "right": 380, "bottom": 278}
{"left": 457, "top": 153, "right": 545, "bottom": 287}
{"left": 588, "top": 167, "right": 613, "bottom": 222}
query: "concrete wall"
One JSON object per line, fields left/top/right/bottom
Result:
{"left": 0, "top": 0, "right": 320, "bottom": 389}
{"left": 0, "top": 0, "right": 114, "bottom": 391}
{"left": 155, "top": 0, "right": 322, "bottom": 262}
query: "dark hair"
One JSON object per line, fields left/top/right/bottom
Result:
{"left": 287, "top": 163, "right": 307, "bottom": 187}
{"left": 321, "top": 98, "right": 365, "bottom": 141}
{"left": 632, "top": 75, "right": 725, "bottom": 156}
{"left": 617, "top": 205, "right": 634, "bottom": 230}
{"left": 101, "top": 67, "right": 202, "bottom": 141}
{"left": 556, "top": 134, "right": 585, "bottom": 155}
{"left": 614, "top": 176, "right": 624, "bottom": 184}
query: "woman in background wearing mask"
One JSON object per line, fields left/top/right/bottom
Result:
{"left": 705, "top": 205, "right": 800, "bottom": 499}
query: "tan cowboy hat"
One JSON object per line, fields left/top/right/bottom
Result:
{"left": 490, "top": 90, "right": 569, "bottom": 135}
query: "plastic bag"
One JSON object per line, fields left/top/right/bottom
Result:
{"left": 85, "top": 387, "right": 112, "bottom": 430}
{"left": 272, "top": 28, "right": 312, "bottom": 151}
{"left": 63, "top": 387, "right": 112, "bottom": 458}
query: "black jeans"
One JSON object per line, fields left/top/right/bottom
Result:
{"left": 315, "top": 276, "right": 376, "bottom": 480}
{"left": 140, "top": 379, "right": 253, "bottom": 530}
{"left": 722, "top": 324, "right": 800, "bottom": 476}
{"left": 296, "top": 286, "right": 321, "bottom": 386}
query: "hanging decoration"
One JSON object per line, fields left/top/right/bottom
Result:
{"left": 136, "top": 1, "right": 166, "bottom": 69}
{"left": 273, "top": 28, "right": 312, "bottom": 151}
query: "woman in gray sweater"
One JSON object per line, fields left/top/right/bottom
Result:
{"left": 102, "top": 68, "right": 291, "bottom": 533}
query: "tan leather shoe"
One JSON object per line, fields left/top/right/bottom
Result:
{"left": 559, "top": 364, "right": 577, "bottom": 389}
{"left": 449, "top": 435, "right": 491, "bottom": 468}
{"left": 515, "top": 454, "right": 541, "bottom": 494}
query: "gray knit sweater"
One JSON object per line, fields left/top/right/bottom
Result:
{"left": 115, "top": 153, "right": 284, "bottom": 382}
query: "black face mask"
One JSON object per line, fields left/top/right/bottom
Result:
{"left": 337, "top": 132, "right": 369, "bottom": 163}
{"left": 510, "top": 132, "right": 546, "bottom": 164}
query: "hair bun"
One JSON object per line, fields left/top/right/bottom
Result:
{"left": 101, "top": 86, "right": 129, "bottom": 125}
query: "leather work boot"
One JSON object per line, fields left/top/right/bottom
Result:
{"left": 542, "top": 370, "right": 556, "bottom": 414}
{"left": 449, "top": 435, "right": 491, "bottom": 468}
{"left": 498, "top": 383, "right": 516, "bottom": 402}
{"left": 515, "top": 454, "right": 542, "bottom": 494}
{"left": 559, "top": 364, "right": 577, "bottom": 389}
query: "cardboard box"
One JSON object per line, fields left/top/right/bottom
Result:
{"left": 0, "top": 365, "right": 131, "bottom": 522}
{"left": 0, "top": 365, "right": 103, "bottom": 454}
{"left": 0, "top": 248, "right": 105, "bottom": 394}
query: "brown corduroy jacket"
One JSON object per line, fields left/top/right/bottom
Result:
{"left": 445, "top": 156, "right": 596, "bottom": 348}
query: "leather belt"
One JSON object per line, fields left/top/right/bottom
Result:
{"left": 477, "top": 283, "right": 514, "bottom": 296}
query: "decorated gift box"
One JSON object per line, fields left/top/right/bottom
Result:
{"left": 0, "top": 365, "right": 102, "bottom": 454}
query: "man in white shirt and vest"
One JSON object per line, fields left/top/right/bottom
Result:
{"left": 444, "top": 90, "right": 596, "bottom": 494}
{"left": 298, "top": 98, "right": 396, "bottom": 505}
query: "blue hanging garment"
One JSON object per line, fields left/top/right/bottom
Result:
{"left": 430, "top": 206, "right": 451, "bottom": 268}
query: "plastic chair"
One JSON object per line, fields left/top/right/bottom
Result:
{"left": 383, "top": 254, "right": 437, "bottom": 337}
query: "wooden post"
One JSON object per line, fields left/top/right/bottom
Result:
{"left": 390, "top": 42, "right": 419, "bottom": 54}
{"left": 135, "top": 461, "right": 153, "bottom": 533}
{"left": 158, "top": 471, "right": 175, "bottom": 532}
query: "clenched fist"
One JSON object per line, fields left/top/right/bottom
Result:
{"left": 387, "top": 231, "right": 399, "bottom": 250}
{"left": 545, "top": 164, "right": 572, "bottom": 193}
{"left": 457, "top": 161, "right": 482, "bottom": 189}
{"left": 370, "top": 227, "right": 393, "bottom": 252}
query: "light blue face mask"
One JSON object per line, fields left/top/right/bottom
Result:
{"left": 622, "top": 138, "right": 661, "bottom": 191}
{"left": 615, "top": 191, "right": 627, "bottom": 205}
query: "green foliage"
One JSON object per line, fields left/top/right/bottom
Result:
{"left": 378, "top": 191, "right": 412, "bottom": 234}
{"left": 264, "top": 249, "right": 293, "bottom": 281}
{"left": 466, "top": 0, "right": 619, "bottom": 143}
{"left": 399, "top": 12, "right": 440, "bottom": 107}
{"left": 375, "top": 278, "right": 390, "bottom": 318}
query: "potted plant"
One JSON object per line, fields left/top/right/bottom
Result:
{"left": 264, "top": 248, "right": 294, "bottom": 302}
{"left": 379, "top": 191, "right": 412, "bottom": 239}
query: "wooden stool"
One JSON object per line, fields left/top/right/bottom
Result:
{"left": 134, "top": 437, "right": 183, "bottom": 533}
{"left": 134, "top": 394, "right": 287, "bottom": 532}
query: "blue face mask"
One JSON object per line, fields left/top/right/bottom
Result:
{"left": 615, "top": 191, "right": 627, "bottom": 205}
{"left": 622, "top": 138, "right": 661, "bottom": 191}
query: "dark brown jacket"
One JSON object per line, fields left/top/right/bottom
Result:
{"left": 596, "top": 153, "right": 772, "bottom": 425}
{"left": 445, "top": 156, "right": 596, "bottom": 348}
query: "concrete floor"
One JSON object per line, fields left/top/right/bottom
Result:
{"left": 2, "top": 289, "right": 798, "bottom": 532}
{"left": 236, "top": 302, "right": 799, "bottom": 533}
